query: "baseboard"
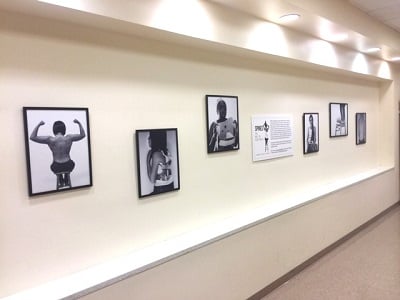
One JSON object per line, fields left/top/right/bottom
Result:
{"left": 247, "top": 201, "right": 400, "bottom": 300}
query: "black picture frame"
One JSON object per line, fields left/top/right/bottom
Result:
{"left": 356, "top": 112, "right": 367, "bottom": 145}
{"left": 329, "top": 102, "right": 348, "bottom": 137}
{"left": 135, "top": 128, "right": 180, "bottom": 198}
{"left": 303, "top": 113, "right": 319, "bottom": 154}
{"left": 23, "top": 107, "right": 92, "bottom": 196}
{"left": 206, "top": 95, "right": 239, "bottom": 153}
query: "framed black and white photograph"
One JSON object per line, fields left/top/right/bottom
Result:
{"left": 23, "top": 107, "right": 92, "bottom": 196}
{"left": 303, "top": 113, "right": 319, "bottom": 154}
{"left": 356, "top": 112, "right": 367, "bottom": 145}
{"left": 206, "top": 95, "right": 239, "bottom": 153}
{"left": 135, "top": 128, "right": 180, "bottom": 198}
{"left": 329, "top": 102, "right": 348, "bottom": 137}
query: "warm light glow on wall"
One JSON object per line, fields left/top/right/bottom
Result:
{"left": 308, "top": 40, "right": 338, "bottom": 68}
{"left": 246, "top": 22, "right": 288, "bottom": 57}
{"left": 150, "top": 0, "right": 214, "bottom": 40}
{"left": 351, "top": 53, "right": 369, "bottom": 74}
{"left": 318, "top": 19, "right": 348, "bottom": 43}
{"left": 37, "top": 0, "right": 86, "bottom": 10}
{"left": 378, "top": 61, "right": 391, "bottom": 79}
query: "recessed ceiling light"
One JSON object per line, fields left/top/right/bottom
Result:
{"left": 325, "top": 33, "right": 348, "bottom": 42}
{"left": 279, "top": 14, "right": 300, "bottom": 22}
{"left": 390, "top": 56, "right": 400, "bottom": 61}
{"left": 364, "top": 47, "right": 381, "bottom": 53}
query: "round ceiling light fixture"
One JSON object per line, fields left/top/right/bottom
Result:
{"left": 364, "top": 47, "right": 381, "bottom": 53}
{"left": 326, "top": 33, "right": 349, "bottom": 42}
{"left": 279, "top": 13, "right": 300, "bottom": 22}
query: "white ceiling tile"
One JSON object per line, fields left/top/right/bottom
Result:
{"left": 387, "top": 18, "right": 400, "bottom": 28}
{"left": 349, "top": 0, "right": 400, "bottom": 12}
{"left": 349, "top": 0, "right": 400, "bottom": 33}
{"left": 368, "top": 5, "right": 400, "bottom": 20}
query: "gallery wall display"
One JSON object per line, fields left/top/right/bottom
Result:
{"left": 135, "top": 128, "right": 180, "bottom": 198}
{"left": 206, "top": 95, "right": 239, "bottom": 153}
{"left": 251, "top": 114, "right": 293, "bottom": 161}
{"left": 356, "top": 113, "right": 367, "bottom": 145}
{"left": 23, "top": 107, "right": 93, "bottom": 196}
{"left": 303, "top": 113, "right": 319, "bottom": 154}
{"left": 329, "top": 102, "right": 348, "bottom": 137}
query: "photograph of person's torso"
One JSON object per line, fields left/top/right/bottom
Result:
{"left": 136, "top": 129, "right": 180, "bottom": 198}
{"left": 206, "top": 95, "right": 239, "bottom": 153}
{"left": 23, "top": 107, "right": 92, "bottom": 196}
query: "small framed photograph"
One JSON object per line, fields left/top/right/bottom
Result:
{"left": 206, "top": 95, "right": 239, "bottom": 153}
{"left": 135, "top": 128, "right": 180, "bottom": 198}
{"left": 329, "top": 103, "right": 348, "bottom": 137}
{"left": 23, "top": 107, "right": 92, "bottom": 196}
{"left": 303, "top": 113, "right": 319, "bottom": 154}
{"left": 356, "top": 113, "right": 367, "bottom": 145}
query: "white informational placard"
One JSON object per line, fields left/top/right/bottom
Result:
{"left": 251, "top": 114, "right": 293, "bottom": 161}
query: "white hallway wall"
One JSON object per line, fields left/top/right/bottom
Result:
{"left": 0, "top": 3, "right": 399, "bottom": 300}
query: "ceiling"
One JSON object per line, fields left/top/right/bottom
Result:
{"left": 0, "top": 0, "right": 400, "bottom": 63}
{"left": 210, "top": 0, "right": 400, "bottom": 62}
{"left": 349, "top": 0, "right": 400, "bottom": 33}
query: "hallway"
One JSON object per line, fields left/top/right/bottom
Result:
{"left": 261, "top": 204, "right": 400, "bottom": 300}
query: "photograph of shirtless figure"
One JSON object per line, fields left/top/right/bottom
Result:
{"left": 23, "top": 107, "right": 92, "bottom": 196}
{"left": 206, "top": 95, "right": 239, "bottom": 153}
{"left": 136, "top": 128, "right": 180, "bottom": 198}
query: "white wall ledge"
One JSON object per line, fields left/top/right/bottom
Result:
{"left": 1, "top": 166, "right": 394, "bottom": 300}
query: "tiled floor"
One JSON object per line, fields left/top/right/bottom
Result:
{"left": 261, "top": 204, "right": 400, "bottom": 300}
